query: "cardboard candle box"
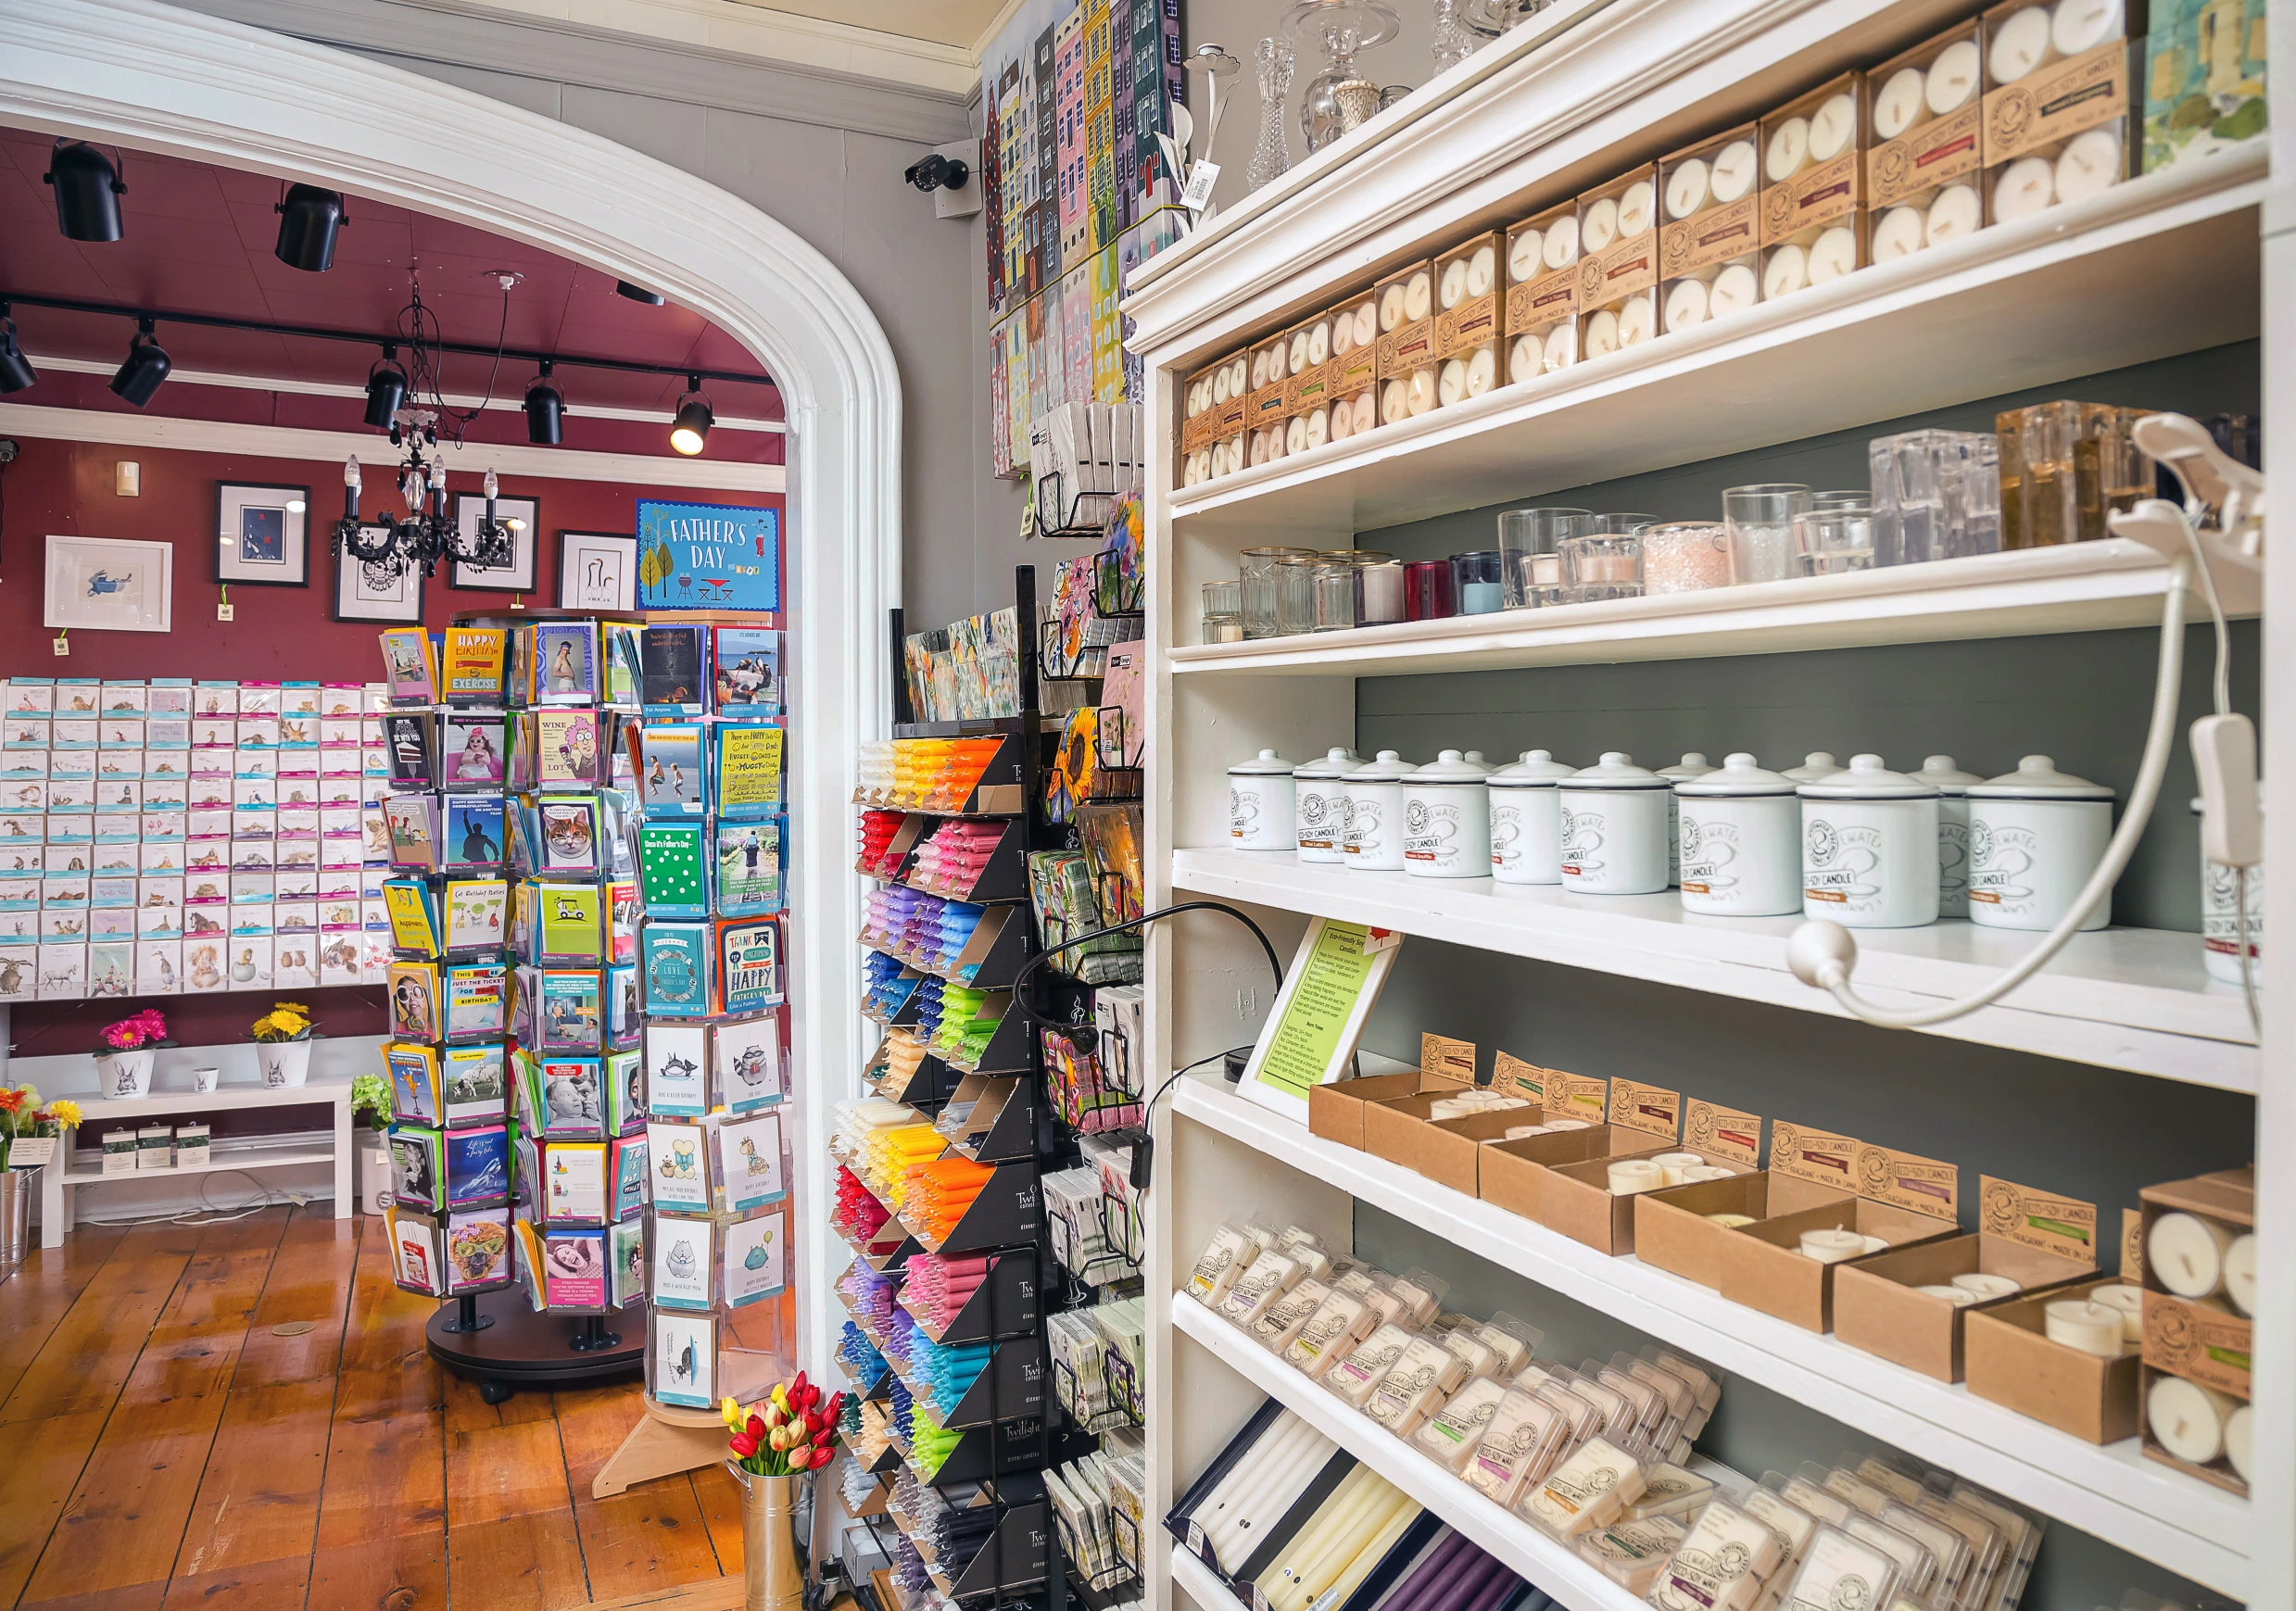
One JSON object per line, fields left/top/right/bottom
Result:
{"left": 1541, "top": 1146, "right": 1695, "bottom": 1255}
{"left": 136, "top": 1123, "right": 175, "bottom": 1170}
{"left": 1639, "top": 1173, "right": 1852, "bottom": 1288}
{"left": 101, "top": 1129, "right": 138, "bottom": 1176}
{"left": 1863, "top": 21, "right": 1987, "bottom": 264}
{"left": 1431, "top": 231, "right": 1505, "bottom": 409}
{"left": 1758, "top": 72, "right": 1868, "bottom": 296}
{"left": 1247, "top": 332, "right": 1292, "bottom": 438}
{"left": 1502, "top": 199, "right": 1583, "bottom": 384}
{"left": 1307, "top": 1067, "right": 1472, "bottom": 1151}
{"left": 1282, "top": 311, "right": 1337, "bottom": 446}
{"left": 2138, "top": 1362, "right": 2248, "bottom": 1494}
{"left": 1359, "top": 1096, "right": 1537, "bottom": 1195}
{"left": 1575, "top": 163, "right": 1659, "bottom": 359}
{"left": 1324, "top": 290, "right": 1381, "bottom": 441}
{"left": 1965, "top": 1275, "right": 2143, "bottom": 1443}
{"left": 1979, "top": 0, "right": 2138, "bottom": 225}
{"left": 2138, "top": 1167, "right": 2252, "bottom": 1403}
{"left": 1657, "top": 124, "right": 1765, "bottom": 336}
{"left": 175, "top": 1122, "right": 211, "bottom": 1169}
{"left": 1836, "top": 1177, "right": 2099, "bottom": 1381}
{"left": 1372, "top": 258, "right": 1439, "bottom": 425}
{"left": 1479, "top": 1124, "right": 1646, "bottom": 1221}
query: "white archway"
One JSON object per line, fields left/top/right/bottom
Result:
{"left": 1, "top": 0, "right": 898, "bottom": 1372}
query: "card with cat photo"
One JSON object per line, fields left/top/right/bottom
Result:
{"left": 538, "top": 798, "right": 600, "bottom": 875}
{"left": 650, "top": 1213, "right": 715, "bottom": 1310}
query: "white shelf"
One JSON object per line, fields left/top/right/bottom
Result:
{"left": 1170, "top": 541, "right": 2259, "bottom": 678}
{"left": 1171, "top": 848, "right": 2256, "bottom": 1090}
{"left": 60, "top": 1078, "right": 354, "bottom": 1124}
{"left": 1172, "top": 1294, "right": 1646, "bottom": 1611}
{"left": 1170, "top": 1539, "right": 1242, "bottom": 1611}
{"left": 1170, "top": 1079, "right": 2251, "bottom": 1598}
{"left": 58, "top": 1143, "right": 338, "bottom": 1187}
{"left": 1166, "top": 151, "right": 2266, "bottom": 544}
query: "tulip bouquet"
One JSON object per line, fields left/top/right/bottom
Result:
{"left": 724, "top": 1372, "right": 845, "bottom": 1476}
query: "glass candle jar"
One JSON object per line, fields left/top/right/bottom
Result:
{"left": 1497, "top": 507, "right": 1590, "bottom": 608}
{"left": 1313, "top": 560, "right": 1359, "bottom": 630}
{"left": 1274, "top": 553, "right": 1321, "bottom": 635}
{"left": 1593, "top": 512, "right": 1656, "bottom": 534}
{"left": 1559, "top": 533, "right": 1643, "bottom": 603}
{"left": 1203, "top": 612, "right": 1244, "bottom": 643}
{"left": 1241, "top": 546, "right": 1316, "bottom": 637}
{"left": 1203, "top": 580, "right": 1243, "bottom": 640}
{"left": 1359, "top": 561, "right": 1407, "bottom": 624}
{"left": 1452, "top": 550, "right": 1507, "bottom": 614}
{"left": 1638, "top": 522, "right": 1733, "bottom": 594}
{"left": 1722, "top": 484, "right": 1813, "bottom": 585}
{"left": 1794, "top": 506, "right": 1877, "bottom": 575}
{"left": 1406, "top": 559, "right": 1457, "bottom": 620}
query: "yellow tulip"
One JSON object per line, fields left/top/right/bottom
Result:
{"left": 722, "top": 1397, "right": 743, "bottom": 1429}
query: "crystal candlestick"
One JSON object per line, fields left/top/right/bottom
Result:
{"left": 1247, "top": 37, "right": 1295, "bottom": 191}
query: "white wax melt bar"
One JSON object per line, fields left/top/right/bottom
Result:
{"left": 1466, "top": 1388, "right": 1563, "bottom": 1503}
{"left": 1509, "top": 229, "right": 1545, "bottom": 282}
{"left": 1544, "top": 215, "right": 1581, "bottom": 268}
{"left": 1742, "top": 1485, "right": 1820, "bottom": 1554}
{"left": 1367, "top": 1333, "right": 1471, "bottom": 1432}
{"left": 1583, "top": 1515, "right": 1688, "bottom": 1592}
{"left": 1282, "top": 1289, "right": 1373, "bottom": 1378}
{"left": 1252, "top": 1277, "right": 1334, "bottom": 1350}
{"left": 1327, "top": 1320, "right": 1416, "bottom": 1406}
{"left": 1652, "top": 1499, "right": 1785, "bottom": 1611}
{"left": 1527, "top": 1436, "right": 1646, "bottom": 1536}
{"left": 1928, "top": 39, "right": 1983, "bottom": 111}
{"left": 1781, "top": 1476, "right": 1853, "bottom": 1526}
{"left": 1190, "top": 1225, "right": 1258, "bottom": 1304}
{"left": 1625, "top": 1464, "right": 1716, "bottom": 1520}
{"left": 1845, "top": 1516, "right": 1936, "bottom": 1598}
{"left": 1417, "top": 1373, "right": 1510, "bottom": 1469}
{"left": 1784, "top": 1528, "right": 1900, "bottom": 1611}
{"left": 1218, "top": 1249, "right": 1302, "bottom": 1326}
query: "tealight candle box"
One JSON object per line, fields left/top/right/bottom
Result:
{"left": 1281, "top": 311, "right": 1337, "bottom": 455}
{"left": 1659, "top": 125, "right": 1764, "bottom": 338}
{"left": 1541, "top": 1140, "right": 1690, "bottom": 1255}
{"left": 2139, "top": 1362, "right": 2249, "bottom": 1493}
{"left": 1635, "top": 1170, "right": 1854, "bottom": 1288}
{"left": 1503, "top": 200, "right": 1583, "bottom": 384}
{"left": 1245, "top": 332, "right": 1292, "bottom": 467}
{"left": 1359, "top": 1091, "right": 1539, "bottom": 1193}
{"left": 1964, "top": 1276, "right": 2144, "bottom": 1443}
{"left": 1576, "top": 164, "right": 1659, "bottom": 359}
{"left": 1373, "top": 258, "right": 1440, "bottom": 426}
{"left": 1324, "top": 291, "right": 1381, "bottom": 443}
{"left": 1307, "top": 1066, "right": 1473, "bottom": 1150}
{"left": 1478, "top": 1123, "right": 1658, "bottom": 1222}
{"left": 1432, "top": 231, "right": 1505, "bottom": 410}
{"left": 2138, "top": 1168, "right": 2252, "bottom": 1400}
{"left": 1980, "top": 0, "right": 2137, "bottom": 225}
{"left": 1758, "top": 73, "right": 1869, "bottom": 300}
{"left": 1864, "top": 22, "right": 1989, "bottom": 263}
{"left": 1721, "top": 1190, "right": 1959, "bottom": 1332}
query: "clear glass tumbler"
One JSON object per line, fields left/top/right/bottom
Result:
{"left": 1638, "top": 522, "right": 1733, "bottom": 594}
{"left": 1559, "top": 534, "right": 1643, "bottom": 602}
{"left": 1722, "top": 484, "right": 1814, "bottom": 585}
{"left": 1203, "top": 580, "right": 1243, "bottom": 643}
{"left": 1795, "top": 507, "right": 1878, "bottom": 575}
{"left": 1593, "top": 512, "right": 1655, "bottom": 534}
{"left": 1452, "top": 550, "right": 1507, "bottom": 614}
{"left": 1240, "top": 546, "right": 1316, "bottom": 637}
{"left": 1274, "top": 553, "right": 1320, "bottom": 636}
{"left": 1313, "top": 560, "right": 1359, "bottom": 630}
{"left": 1496, "top": 507, "right": 1591, "bottom": 608}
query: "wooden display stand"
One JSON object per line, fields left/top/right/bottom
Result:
{"left": 593, "top": 1397, "right": 730, "bottom": 1497}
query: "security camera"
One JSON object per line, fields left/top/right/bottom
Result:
{"left": 903, "top": 141, "right": 984, "bottom": 219}
{"left": 904, "top": 153, "right": 969, "bottom": 193}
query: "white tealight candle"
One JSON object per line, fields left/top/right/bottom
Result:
{"left": 1466, "top": 245, "right": 1497, "bottom": 297}
{"left": 1873, "top": 68, "right": 1926, "bottom": 139}
{"left": 1288, "top": 333, "right": 1311, "bottom": 374}
{"left": 1809, "top": 225, "right": 1859, "bottom": 283}
{"left": 2043, "top": 1298, "right": 2125, "bottom": 1356}
{"left": 1266, "top": 428, "right": 1287, "bottom": 460}
{"left": 1267, "top": 343, "right": 1289, "bottom": 383}
{"left": 1509, "top": 229, "right": 1544, "bottom": 282}
{"left": 1583, "top": 308, "right": 1621, "bottom": 357}
{"left": 1180, "top": 455, "right": 1199, "bottom": 486}
{"left": 1546, "top": 1118, "right": 1591, "bottom": 1131}
{"left": 1351, "top": 390, "right": 1378, "bottom": 434}
{"left": 1681, "top": 1165, "right": 1735, "bottom": 1183}
{"left": 1440, "top": 258, "right": 1470, "bottom": 310}
{"left": 1230, "top": 358, "right": 1249, "bottom": 393}
{"left": 1709, "top": 263, "right": 1760, "bottom": 318}
{"left": 1332, "top": 317, "right": 1356, "bottom": 358}
{"left": 1664, "top": 158, "right": 1711, "bottom": 220}
{"left": 1437, "top": 359, "right": 1470, "bottom": 407}
{"left": 1353, "top": 304, "right": 1378, "bottom": 346}
{"left": 2088, "top": 1282, "right": 2145, "bottom": 1340}
{"left": 2051, "top": 0, "right": 2120, "bottom": 57}
{"left": 1664, "top": 277, "right": 1710, "bottom": 332}
{"left": 1992, "top": 156, "right": 2056, "bottom": 220}
{"left": 1765, "top": 117, "right": 1810, "bottom": 183}
{"left": 1250, "top": 349, "right": 1268, "bottom": 389}
{"left": 1544, "top": 214, "right": 1582, "bottom": 269}
{"left": 1988, "top": 7, "right": 2051, "bottom": 83}
{"left": 1580, "top": 198, "right": 1621, "bottom": 254}
{"left": 1543, "top": 321, "right": 1577, "bottom": 371}
{"left": 1652, "top": 1152, "right": 1705, "bottom": 1188}
{"left": 1764, "top": 245, "right": 1810, "bottom": 299}
{"left": 1509, "top": 335, "right": 1541, "bottom": 386}
{"left": 2054, "top": 127, "right": 2122, "bottom": 204}
{"left": 1916, "top": 1284, "right": 1980, "bottom": 1306}
{"left": 2225, "top": 1404, "right": 2252, "bottom": 1482}
{"left": 1801, "top": 1227, "right": 1868, "bottom": 1264}
{"left": 1926, "top": 183, "right": 1982, "bottom": 242}
{"left": 1406, "top": 369, "right": 1437, "bottom": 415}
{"left": 1709, "top": 140, "right": 1759, "bottom": 203}
{"left": 2148, "top": 1372, "right": 2236, "bottom": 1465}
{"left": 1928, "top": 38, "right": 1984, "bottom": 111}
{"left": 1617, "top": 296, "right": 1657, "bottom": 346}
{"left": 2150, "top": 1211, "right": 2234, "bottom": 1297}
{"left": 1404, "top": 271, "right": 1433, "bottom": 321}
{"left": 1859, "top": 1235, "right": 1891, "bottom": 1254}
{"left": 1610, "top": 1159, "right": 1665, "bottom": 1195}
{"left": 1186, "top": 380, "right": 1206, "bottom": 416}
{"left": 1380, "top": 283, "right": 1408, "bottom": 331}
{"left": 1381, "top": 379, "right": 1409, "bottom": 424}
{"left": 2224, "top": 1233, "right": 2255, "bottom": 1315}
{"left": 1307, "top": 321, "right": 1331, "bottom": 365}
{"left": 1466, "top": 347, "right": 1496, "bottom": 396}
{"left": 1304, "top": 408, "right": 1330, "bottom": 447}
{"left": 1330, "top": 401, "right": 1356, "bottom": 442}
{"left": 1248, "top": 432, "right": 1268, "bottom": 467}
{"left": 1286, "top": 416, "right": 1309, "bottom": 455}
{"left": 1873, "top": 206, "right": 1927, "bottom": 260}
{"left": 1951, "top": 1272, "right": 2022, "bottom": 1301}
{"left": 1809, "top": 94, "right": 1858, "bottom": 160}
{"left": 1213, "top": 367, "right": 1233, "bottom": 403}
{"left": 1617, "top": 181, "right": 1658, "bottom": 237}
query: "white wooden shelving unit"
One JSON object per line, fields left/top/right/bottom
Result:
{"left": 1125, "top": 0, "right": 2292, "bottom": 1601}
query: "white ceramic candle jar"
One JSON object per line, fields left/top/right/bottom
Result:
{"left": 1489, "top": 750, "right": 1576, "bottom": 884}
{"left": 1344, "top": 750, "right": 1412, "bottom": 871}
{"left": 1674, "top": 754, "right": 1802, "bottom": 916}
{"left": 1293, "top": 749, "right": 1363, "bottom": 864}
{"left": 1798, "top": 755, "right": 1942, "bottom": 927}
{"left": 1558, "top": 754, "right": 1672, "bottom": 895}
{"left": 1909, "top": 755, "right": 1985, "bottom": 918}
{"left": 1405, "top": 750, "right": 1494, "bottom": 879}
{"left": 1656, "top": 753, "right": 1718, "bottom": 886}
{"left": 1966, "top": 755, "right": 2113, "bottom": 931}
{"left": 1228, "top": 750, "right": 1298, "bottom": 850}
{"left": 2195, "top": 791, "right": 2264, "bottom": 984}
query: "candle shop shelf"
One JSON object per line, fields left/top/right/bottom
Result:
{"left": 1170, "top": 848, "right": 2257, "bottom": 1091}
{"left": 1171, "top": 1295, "right": 1650, "bottom": 1611}
{"left": 1167, "top": 1077, "right": 2252, "bottom": 1597}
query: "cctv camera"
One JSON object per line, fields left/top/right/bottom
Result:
{"left": 903, "top": 153, "right": 969, "bottom": 194}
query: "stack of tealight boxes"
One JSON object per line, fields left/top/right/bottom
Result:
{"left": 0, "top": 676, "right": 397, "bottom": 1001}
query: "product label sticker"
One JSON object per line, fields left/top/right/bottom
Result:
{"left": 1547, "top": 1072, "right": 1608, "bottom": 1125}
{"left": 1419, "top": 1033, "right": 1477, "bottom": 1086}
{"left": 1983, "top": 41, "right": 2127, "bottom": 162}
{"left": 1867, "top": 101, "right": 1982, "bottom": 207}
{"left": 1684, "top": 1099, "right": 1763, "bottom": 1169}
{"left": 1660, "top": 192, "right": 1760, "bottom": 280}
{"left": 1285, "top": 360, "right": 1332, "bottom": 411}
{"left": 1769, "top": 1119, "right": 1861, "bottom": 1190}
{"left": 1506, "top": 265, "right": 1579, "bottom": 334}
{"left": 1857, "top": 1143, "right": 1959, "bottom": 1220}
{"left": 1608, "top": 1078, "right": 1682, "bottom": 1141}
{"left": 1580, "top": 224, "right": 1658, "bottom": 304}
{"left": 1493, "top": 1051, "right": 1547, "bottom": 1106}
{"left": 1180, "top": 158, "right": 1219, "bottom": 212}
{"left": 2122, "top": 1207, "right": 2143, "bottom": 1281}
{"left": 1977, "top": 1174, "right": 2096, "bottom": 1264}
{"left": 2143, "top": 1290, "right": 2251, "bottom": 1396}
{"left": 1761, "top": 148, "right": 1861, "bottom": 242}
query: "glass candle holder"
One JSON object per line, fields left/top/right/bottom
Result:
{"left": 1360, "top": 561, "right": 1407, "bottom": 623}
{"left": 1795, "top": 506, "right": 1878, "bottom": 575}
{"left": 1204, "top": 579, "right": 1242, "bottom": 620}
{"left": 1203, "top": 612, "right": 1245, "bottom": 643}
{"left": 1241, "top": 546, "right": 1316, "bottom": 637}
{"left": 1559, "top": 533, "right": 1643, "bottom": 602}
{"left": 1722, "top": 484, "right": 1813, "bottom": 585}
{"left": 1405, "top": 559, "right": 1457, "bottom": 620}
{"left": 1313, "top": 560, "right": 1359, "bottom": 630}
{"left": 1496, "top": 507, "right": 1590, "bottom": 608}
{"left": 1593, "top": 512, "right": 1656, "bottom": 534}
{"left": 1814, "top": 490, "right": 1869, "bottom": 509}
{"left": 1638, "top": 522, "right": 1733, "bottom": 594}
{"left": 1274, "top": 553, "right": 1321, "bottom": 635}
{"left": 1451, "top": 549, "right": 1507, "bottom": 614}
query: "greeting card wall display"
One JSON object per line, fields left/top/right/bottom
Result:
{"left": 214, "top": 482, "right": 312, "bottom": 587}
{"left": 559, "top": 533, "right": 637, "bottom": 611}
{"left": 637, "top": 501, "right": 780, "bottom": 611}
{"left": 448, "top": 493, "right": 541, "bottom": 592}
{"left": 336, "top": 531, "right": 426, "bottom": 623}
{"left": 44, "top": 535, "right": 173, "bottom": 633}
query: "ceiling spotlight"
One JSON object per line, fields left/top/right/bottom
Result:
{"left": 670, "top": 375, "right": 713, "bottom": 457}
{"left": 616, "top": 281, "right": 665, "bottom": 305}
{"left": 364, "top": 345, "right": 408, "bottom": 430}
{"left": 44, "top": 141, "right": 125, "bottom": 243}
{"left": 0, "top": 305, "right": 36, "bottom": 394}
{"left": 108, "top": 317, "right": 170, "bottom": 408}
{"left": 274, "top": 183, "right": 347, "bottom": 272}
{"left": 524, "top": 359, "right": 564, "bottom": 446}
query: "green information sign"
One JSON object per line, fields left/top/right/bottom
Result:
{"left": 1243, "top": 918, "right": 1400, "bottom": 1116}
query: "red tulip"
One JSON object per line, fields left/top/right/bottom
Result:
{"left": 814, "top": 1427, "right": 835, "bottom": 1446}
{"left": 790, "top": 1370, "right": 808, "bottom": 1402}
{"left": 730, "top": 1430, "right": 760, "bottom": 1458}
{"left": 746, "top": 1414, "right": 766, "bottom": 1440}
{"left": 809, "top": 1445, "right": 833, "bottom": 1469}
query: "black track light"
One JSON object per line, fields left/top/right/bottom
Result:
{"left": 274, "top": 183, "right": 347, "bottom": 272}
{"left": 524, "top": 359, "right": 564, "bottom": 446}
{"left": 109, "top": 317, "right": 170, "bottom": 408}
{"left": 364, "top": 344, "right": 408, "bottom": 430}
{"left": 670, "top": 375, "right": 713, "bottom": 457}
{"left": 44, "top": 142, "right": 125, "bottom": 243}
{"left": 616, "top": 280, "right": 664, "bottom": 305}
{"left": 0, "top": 305, "right": 36, "bottom": 395}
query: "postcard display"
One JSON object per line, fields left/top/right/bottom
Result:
{"left": 378, "top": 614, "right": 656, "bottom": 1387}
{"left": 0, "top": 676, "right": 397, "bottom": 1004}
{"left": 633, "top": 617, "right": 794, "bottom": 1414}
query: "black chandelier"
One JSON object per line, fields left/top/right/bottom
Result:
{"left": 334, "top": 412, "right": 520, "bottom": 581}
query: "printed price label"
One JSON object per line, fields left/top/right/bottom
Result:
{"left": 217, "top": 603, "right": 235, "bottom": 622}
{"left": 7, "top": 1137, "right": 57, "bottom": 1168}
{"left": 1180, "top": 160, "right": 1221, "bottom": 212}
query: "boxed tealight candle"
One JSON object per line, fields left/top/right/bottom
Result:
{"left": 1865, "top": 22, "right": 1988, "bottom": 263}
{"left": 1325, "top": 291, "right": 1381, "bottom": 442}
{"left": 1247, "top": 331, "right": 1292, "bottom": 454}
{"left": 1373, "top": 259, "right": 1440, "bottom": 424}
{"left": 1432, "top": 232, "right": 1505, "bottom": 409}
{"left": 1179, "top": 357, "right": 1222, "bottom": 486}
{"left": 1964, "top": 1273, "right": 2144, "bottom": 1442}
{"left": 1504, "top": 200, "right": 1583, "bottom": 384}
{"left": 2137, "top": 1167, "right": 2252, "bottom": 1450}
{"left": 1576, "top": 164, "right": 1659, "bottom": 359}
{"left": 1282, "top": 311, "right": 1337, "bottom": 455}
{"left": 1658, "top": 126, "right": 1763, "bottom": 336}
{"left": 1759, "top": 73, "right": 1869, "bottom": 300}
{"left": 1981, "top": 0, "right": 2136, "bottom": 224}
{"left": 1306, "top": 1064, "right": 1475, "bottom": 1150}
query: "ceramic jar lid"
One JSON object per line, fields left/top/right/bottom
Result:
{"left": 1488, "top": 749, "right": 1578, "bottom": 789}
{"left": 1796, "top": 753, "right": 1939, "bottom": 799}
{"left": 1967, "top": 754, "right": 2113, "bottom": 799}
{"left": 1228, "top": 749, "right": 1296, "bottom": 776}
{"left": 1908, "top": 755, "right": 1986, "bottom": 795}
{"left": 1674, "top": 752, "right": 1796, "bottom": 796}
{"left": 1345, "top": 749, "right": 1413, "bottom": 783}
{"left": 1458, "top": 750, "right": 1497, "bottom": 774}
{"left": 1779, "top": 751, "right": 1844, "bottom": 783}
{"left": 1293, "top": 747, "right": 1364, "bottom": 780}
{"left": 1656, "top": 752, "right": 1719, "bottom": 783}
{"left": 1558, "top": 751, "right": 1670, "bottom": 790}
{"left": 1408, "top": 749, "right": 1492, "bottom": 784}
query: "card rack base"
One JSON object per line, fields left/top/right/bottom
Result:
{"left": 425, "top": 1288, "right": 643, "bottom": 1400}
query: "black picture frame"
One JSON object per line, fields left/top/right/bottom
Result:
{"left": 448, "top": 492, "right": 541, "bottom": 592}
{"left": 213, "top": 481, "right": 312, "bottom": 587}
{"left": 332, "top": 525, "right": 426, "bottom": 623}
{"left": 557, "top": 531, "right": 638, "bottom": 612}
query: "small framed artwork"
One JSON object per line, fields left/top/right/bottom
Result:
{"left": 558, "top": 532, "right": 637, "bottom": 612}
{"left": 214, "top": 482, "right": 311, "bottom": 586}
{"left": 44, "top": 535, "right": 173, "bottom": 633}
{"left": 334, "top": 529, "right": 426, "bottom": 623}
{"left": 448, "top": 493, "right": 540, "bottom": 592}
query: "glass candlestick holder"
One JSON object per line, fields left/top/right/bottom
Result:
{"left": 1248, "top": 37, "right": 1295, "bottom": 192}
{"left": 1285, "top": 0, "right": 1401, "bottom": 153}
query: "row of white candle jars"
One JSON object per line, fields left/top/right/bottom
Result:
{"left": 2195, "top": 790, "right": 2263, "bottom": 985}
{"left": 1490, "top": 750, "right": 1576, "bottom": 884}
{"left": 1965, "top": 755, "right": 2113, "bottom": 931}
{"left": 1404, "top": 751, "right": 1494, "bottom": 878}
{"left": 1656, "top": 753, "right": 1717, "bottom": 885}
{"left": 1293, "top": 749, "right": 1362, "bottom": 864}
{"left": 1669, "top": 754, "right": 1807, "bottom": 915}
{"left": 1558, "top": 754, "right": 1673, "bottom": 895}
{"left": 1798, "top": 755, "right": 1942, "bottom": 927}
{"left": 1229, "top": 749, "right": 1298, "bottom": 850}
{"left": 1344, "top": 751, "right": 1413, "bottom": 869}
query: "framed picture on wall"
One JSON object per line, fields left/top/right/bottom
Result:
{"left": 213, "top": 481, "right": 311, "bottom": 586}
{"left": 334, "top": 528, "right": 426, "bottom": 623}
{"left": 44, "top": 535, "right": 173, "bottom": 633}
{"left": 558, "top": 532, "right": 637, "bottom": 612}
{"left": 448, "top": 492, "right": 540, "bottom": 592}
